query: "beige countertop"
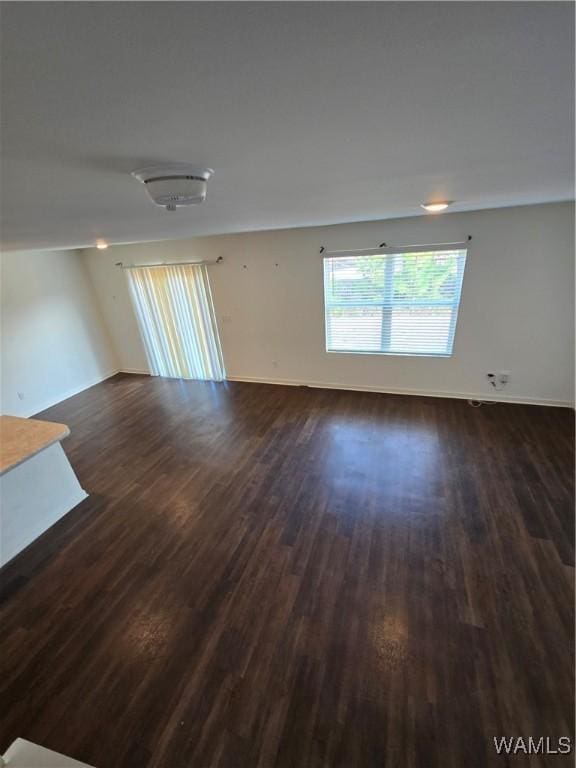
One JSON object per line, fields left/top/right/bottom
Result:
{"left": 0, "top": 415, "right": 70, "bottom": 476}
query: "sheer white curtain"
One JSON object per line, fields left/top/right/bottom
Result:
{"left": 126, "top": 264, "right": 226, "bottom": 381}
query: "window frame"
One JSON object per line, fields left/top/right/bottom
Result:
{"left": 322, "top": 244, "right": 468, "bottom": 358}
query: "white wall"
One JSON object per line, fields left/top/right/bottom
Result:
{"left": 83, "top": 203, "right": 575, "bottom": 406}
{"left": 1, "top": 249, "right": 118, "bottom": 416}
{"left": 1, "top": 441, "right": 87, "bottom": 565}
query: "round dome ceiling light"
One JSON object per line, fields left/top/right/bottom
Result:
{"left": 421, "top": 201, "right": 451, "bottom": 213}
{"left": 131, "top": 164, "right": 214, "bottom": 211}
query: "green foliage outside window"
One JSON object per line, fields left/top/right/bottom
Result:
{"left": 327, "top": 252, "right": 458, "bottom": 304}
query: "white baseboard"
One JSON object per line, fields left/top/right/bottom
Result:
{"left": 18, "top": 367, "right": 570, "bottom": 422}
{"left": 225, "top": 375, "right": 573, "bottom": 408}
{"left": 106, "top": 370, "right": 572, "bottom": 408}
{"left": 26, "top": 369, "right": 121, "bottom": 417}
{"left": 118, "top": 367, "right": 151, "bottom": 375}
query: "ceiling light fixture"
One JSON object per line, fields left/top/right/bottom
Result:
{"left": 131, "top": 164, "right": 214, "bottom": 211}
{"left": 421, "top": 201, "right": 451, "bottom": 213}
{"left": 96, "top": 240, "right": 108, "bottom": 250}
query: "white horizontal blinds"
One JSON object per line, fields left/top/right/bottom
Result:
{"left": 127, "top": 264, "right": 226, "bottom": 380}
{"left": 324, "top": 249, "right": 467, "bottom": 356}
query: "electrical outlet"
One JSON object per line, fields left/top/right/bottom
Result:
{"left": 486, "top": 372, "right": 510, "bottom": 389}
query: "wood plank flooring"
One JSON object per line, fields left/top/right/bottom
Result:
{"left": 0, "top": 375, "right": 573, "bottom": 767}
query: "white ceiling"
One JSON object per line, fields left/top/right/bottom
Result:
{"left": 1, "top": 2, "right": 573, "bottom": 252}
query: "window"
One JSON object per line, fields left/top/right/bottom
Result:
{"left": 323, "top": 246, "right": 467, "bottom": 357}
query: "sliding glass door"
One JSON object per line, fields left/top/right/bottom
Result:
{"left": 126, "top": 264, "right": 226, "bottom": 381}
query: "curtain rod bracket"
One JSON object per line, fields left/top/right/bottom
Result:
{"left": 319, "top": 246, "right": 325, "bottom": 254}
{"left": 379, "top": 242, "right": 387, "bottom": 248}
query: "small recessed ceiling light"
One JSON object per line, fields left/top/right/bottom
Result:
{"left": 96, "top": 240, "right": 108, "bottom": 250}
{"left": 421, "top": 201, "right": 451, "bottom": 213}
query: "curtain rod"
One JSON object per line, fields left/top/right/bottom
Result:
{"left": 319, "top": 236, "right": 471, "bottom": 255}
{"left": 115, "top": 257, "right": 223, "bottom": 269}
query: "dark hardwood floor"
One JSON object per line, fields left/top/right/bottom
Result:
{"left": 0, "top": 375, "right": 573, "bottom": 767}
